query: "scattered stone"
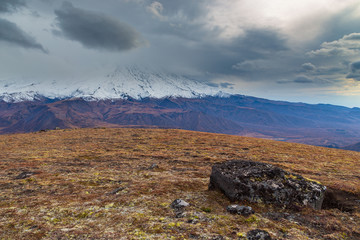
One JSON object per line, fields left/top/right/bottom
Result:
{"left": 171, "top": 199, "right": 190, "bottom": 218}
{"left": 14, "top": 171, "right": 37, "bottom": 180}
{"left": 29, "top": 225, "right": 38, "bottom": 230}
{"left": 246, "top": 229, "right": 271, "bottom": 240}
{"left": 209, "top": 160, "right": 326, "bottom": 210}
{"left": 226, "top": 205, "right": 254, "bottom": 216}
{"left": 107, "top": 187, "right": 125, "bottom": 195}
{"left": 175, "top": 212, "right": 187, "bottom": 218}
{"left": 189, "top": 233, "right": 199, "bottom": 239}
{"left": 187, "top": 218, "right": 199, "bottom": 224}
{"left": 148, "top": 163, "right": 158, "bottom": 170}
{"left": 212, "top": 235, "right": 225, "bottom": 240}
{"left": 170, "top": 199, "right": 190, "bottom": 209}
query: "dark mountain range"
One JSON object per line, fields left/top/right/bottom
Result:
{"left": 0, "top": 95, "right": 359, "bottom": 147}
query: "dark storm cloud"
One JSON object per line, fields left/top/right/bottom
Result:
{"left": 0, "top": 0, "right": 26, "bottom": 13}
{"left": 199, "top": 28, "right": 289, "bottom": 75}
{"left": 317, "top": 7, "right": 360, "bottom": 45}
{"left": 54, "top": 2, "right": 146, "bottom": 52}
{"left": 0, "top": 18, "right": 47, "bottom": 52}
{"left": 346, "top": 61, "right": 360, "bottom": 81}
{"left": 235, "top": 29, "right": 288, "bottom": 54}
{"left": 349, "top": 61, "right": 360, "bottom": 72}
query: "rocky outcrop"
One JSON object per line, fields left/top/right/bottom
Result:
{"left": 209, "top": 160, "right": 326, "bottom": 210}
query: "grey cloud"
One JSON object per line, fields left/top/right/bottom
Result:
{"left": 206, "top": 82, "right": 219, "bottom": 87}
{"left": 302, "top": 63, "right": 316, "bottom": 71}
{"left": 346, "top": 73, "right": 360, "bottom": 80}
{"left": 220, "top": 82, "right": 234, "bottom": 89}
{"left": 232, "top": 59, "right": 272, "bottom": 72}
{"left": 206, "top": 82, "right": 234, "bottom": 89}
{"left": 146, "top": 1, "right": 165, "bottom": 20}
{"left": 294, "top": 76, "right": 314, "bottom": 84}
{"left": 308, "top": 32, "right": 360, "bottom": 57}
{"left": 343, "top": 33, "right": 360, "bottom": 40}
{"left": 54, "top": 1, "right": 146, "bottom": 52}
{"left": 346, "top": 61, "right": 360, "bottom": 81}
{"left": 350, "top": 61, "right": 360, "bottom": 72}
{"left": 225, "top": 29, "right": 288, "bottom": 61}
{"left": 304, "top": 32, "right": 360, "bottom": 83}
{"left": 0, "top": 0, "right": 25, "bottom": 13}
{"left": 206, "top": 28, "right": 289, "bottom": 75}
{"left": 142, "top": 26, "right": 289, "bottom": 80}
{"left": 154, "top": 0, "right": 209, "bottom": 21}
{"left": 0, "top": 18, "right": 47, "bottom": 53}
{"left": 318, "top": 7, "right": 360, "bottom": 44}
{"left": 232, "top": 60, "right": 260, "bottom": 71}
{"left": 277, "top": 76, "right": 316, "bottom": 84}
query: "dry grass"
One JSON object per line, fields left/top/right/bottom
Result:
{"left": 0, "top": 128, "right": 359, "bottom": 239}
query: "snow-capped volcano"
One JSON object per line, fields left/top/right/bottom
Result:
{"left": 0, "top": 66, "right": 226, "bottom": 102}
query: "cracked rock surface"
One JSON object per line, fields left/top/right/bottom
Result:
{"left": 209, "top": 160, "right": 326, "bottom": 210}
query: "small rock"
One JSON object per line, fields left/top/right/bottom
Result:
{"left": 212, "top": 236, "right": 225, "bottom": 240}
{"left": 189, "top": 233, "right": 199, "bottom": 239}
{"left": 170, "top": 199, "right": 190, "bottom": 209}
{"left": 246, "top": 229, "right": 271, "bottom": 240}
{"left": 175, "top": 212, "right": 187, "bottom": 218}
{"left": 187, "top": 218, "right": 199, "bottom": 224}
{"left": 148, "top": 163, "right": 158, "bottom": 170}
{"left": 15, "top": 171, "right": 36, "bottom": 180}
{"left": 227, "top": 205, "right": 254, "bottom": 216}
{"left": 107, "top": 187, "right": 125, "bottom": 195}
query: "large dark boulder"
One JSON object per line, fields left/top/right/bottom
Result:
{"left": 209, "top": 160, "right": 326, "bottom": 210}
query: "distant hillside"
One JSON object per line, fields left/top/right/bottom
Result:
{"left": 343, "top": 142, "right": 360, "bottom": 151}
{"left": 0, "top": 95, "right": 359, "bottom": 147}
{"left": 0, "top": 95, "right": 360, "bottom": 148}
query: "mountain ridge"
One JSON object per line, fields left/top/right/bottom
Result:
{"left": 0, "top": 95, "right": 359, "bottom": 148}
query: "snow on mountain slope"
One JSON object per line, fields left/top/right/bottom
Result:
{"left": 0, "top": 66, "right": 227, "bottom": 102}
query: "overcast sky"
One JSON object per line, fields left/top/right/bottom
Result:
{"left": 1, "top": 0, "right": 360, "bottom": 107}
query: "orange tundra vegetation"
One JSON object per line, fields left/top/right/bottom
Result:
{"left": 0, "top": 128, "right": 359, "bottom": 239}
